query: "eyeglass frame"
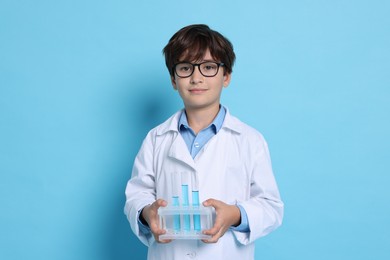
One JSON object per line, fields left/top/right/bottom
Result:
{"left": 172, "top": 61, "right": 225, "bottom": 78}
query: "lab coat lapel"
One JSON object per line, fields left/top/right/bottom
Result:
{"left": 168, "top": 133, "right": 196, "bottom": 170}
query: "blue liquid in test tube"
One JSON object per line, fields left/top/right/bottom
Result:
{"left": 181, "top": 184, "right": 190, "bottom": 231}
{"left": 172, "top": 196, "right": 180, "bottom": 232}
{"left": 192, "top": 191, "right": 201, "bottom": 231}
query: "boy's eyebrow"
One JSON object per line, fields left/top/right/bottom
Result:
{"left": 179, "top": 59, "right": 219, "bottom": 63}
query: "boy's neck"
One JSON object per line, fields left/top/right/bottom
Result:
{"left": 185, "top": 104, "right": 220, "bottom": 134}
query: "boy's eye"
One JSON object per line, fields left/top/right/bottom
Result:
{"left": 177, "top": 64, "right": 192, "bottom": 71}
{"left": 202, "top": 63, "right": 217, "bottom": 71}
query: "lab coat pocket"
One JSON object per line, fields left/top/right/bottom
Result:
{"left": 224, "top": 164, "right": 249, "bottom": 202}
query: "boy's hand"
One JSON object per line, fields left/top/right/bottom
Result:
{"left": 201, "top": 199, "right": 241, "bottom": 243}
{"left": 141, "top": 199, "right": 172, "bottom": 243}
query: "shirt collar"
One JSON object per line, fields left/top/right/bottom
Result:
{"left": 178, "top": 105, "right": 226, "bottom": 134}
{"left": 156, "top": 106, "right": 242, "bottom": 136}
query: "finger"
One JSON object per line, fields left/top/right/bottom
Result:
{"left": 202, "top": 219, "right": 223, "bottom": 236}
{"left": 202, "top": 219, "right": 231, "bottom": 243}
{"left": 202, "top": 229, "right": 225, "bottom": 243}
{"left": 154, "top": 199, "right": 168, "bottom": 209}
{"left": 154, "top": 232, "right": 172, "bottom": 244}
{"left": 149, "top": 215, "right": 167, "bottom": 235}
{"left": 151, "top": 227, "right": 173, "bottom": 244}
{"left": 157, "top": 238, "right": 172, "bottom": 244}
{"left": 151, "top": 226, "right": 173, "bottom": 244}
{"left": 150, "top": 221, "right": 162, "bottom": 232}
{"left": 203, "top": 198, "right": 219, "bottom": 207}
{"left": 147, "top": 199, "right": 167, "bottom": 221}
{"left": 202, "top": 226, "right": 219, "bottom": 236}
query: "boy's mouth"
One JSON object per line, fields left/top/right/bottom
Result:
{"left": 189, "top": 88, "right": 207, "bottom": 94}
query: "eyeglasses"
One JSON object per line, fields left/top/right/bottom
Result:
{"left": 173, "top": 61, "right": 225, "bottom": 78}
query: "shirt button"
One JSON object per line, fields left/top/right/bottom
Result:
{"left": 186, "top": 252, "right": 196, "bottom": 258}
{"left": 194, "top": 142, "right": 200, "bottom": 148}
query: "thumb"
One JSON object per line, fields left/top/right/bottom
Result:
{"left": 156, "top": 199, "right": 168, "bottom": 207}
{"left": 203, "top": 198, "right": 221, "bottom": 208}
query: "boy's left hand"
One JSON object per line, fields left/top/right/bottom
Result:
{"left": 201, "top": 199, "right": 241, "bottom": 243}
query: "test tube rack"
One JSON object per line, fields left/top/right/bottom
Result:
{"left": 158, "top": 205, "right": 214, "bottom": 240}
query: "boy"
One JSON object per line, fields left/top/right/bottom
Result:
{"left": 124, "top": 24, "right": 283, "bottom": 260}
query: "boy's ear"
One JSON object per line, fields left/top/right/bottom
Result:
{"left": 223, "top": 73, "right": 232, "bottom": 87}
{"left": 171, "top": 76, "right": 177, "bottom": 90}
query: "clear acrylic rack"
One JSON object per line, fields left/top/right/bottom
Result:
{"left": 158, "top": 205, "right": 214, "bottom": 240}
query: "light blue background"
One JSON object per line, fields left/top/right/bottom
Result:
{"left": 1, "top": 0, "right": 389, "bottom": 259}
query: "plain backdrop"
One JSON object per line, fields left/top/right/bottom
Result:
{"left": 1, "top": 1, "right": 389, "bottom": 259}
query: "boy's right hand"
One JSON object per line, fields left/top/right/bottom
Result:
{"left": 141, "top": 199, "right": 172, "bottom": 243}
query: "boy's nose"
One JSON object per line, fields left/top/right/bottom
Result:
{"left": 190, "top": 67, "right": 204, "bottom": 84}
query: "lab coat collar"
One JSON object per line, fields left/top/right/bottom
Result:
{"left": 221, "top": 108, "right": 243, "bottom": 134}
{"left": 155, "top": 110, "right": 195, "bottom": 169}
{"left": 155, "top": 110, "right": 182, "bottom": 136}
{"left": 155, "top": 107, "right": 243, "bottom": 136}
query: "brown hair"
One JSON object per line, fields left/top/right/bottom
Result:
{"left": 163, "top": 24, "right": 236, "bottom": 77}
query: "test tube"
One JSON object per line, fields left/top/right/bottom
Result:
{"left": 172, "top": 196, "right": 180, "bottom": 232}
{"left": 181, "top": 172, "right": 190, "bottom": 231}
{"left": 171, "top": 173, "right": 181, "bottom": 232}
{"left": 192, "top": 190, "right": 201, "bottom": 231}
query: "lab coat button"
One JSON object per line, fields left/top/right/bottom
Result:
{"left": 186, "top": 251, "right": 196, "bottom": 258}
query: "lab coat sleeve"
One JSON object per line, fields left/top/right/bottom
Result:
{"left": 233, "top": 134, "right": 284, "bottom": 245}
{"left": 124, "top": 131, "right": 157, "bottom": 246}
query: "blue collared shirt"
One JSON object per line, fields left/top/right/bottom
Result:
{"left": 178, "top": 106, "right": 225, "bottom": 158}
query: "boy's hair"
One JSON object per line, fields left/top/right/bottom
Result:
{"left": 163, "top": 24, "right": 236, "bottom": 77}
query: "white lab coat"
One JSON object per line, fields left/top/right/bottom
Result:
{"left": 124, "top": 108, "right": 283, "bottom": 260}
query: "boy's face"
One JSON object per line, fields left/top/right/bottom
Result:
{"left": 171, "top": 49, "right": 231, "bottom": 112}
